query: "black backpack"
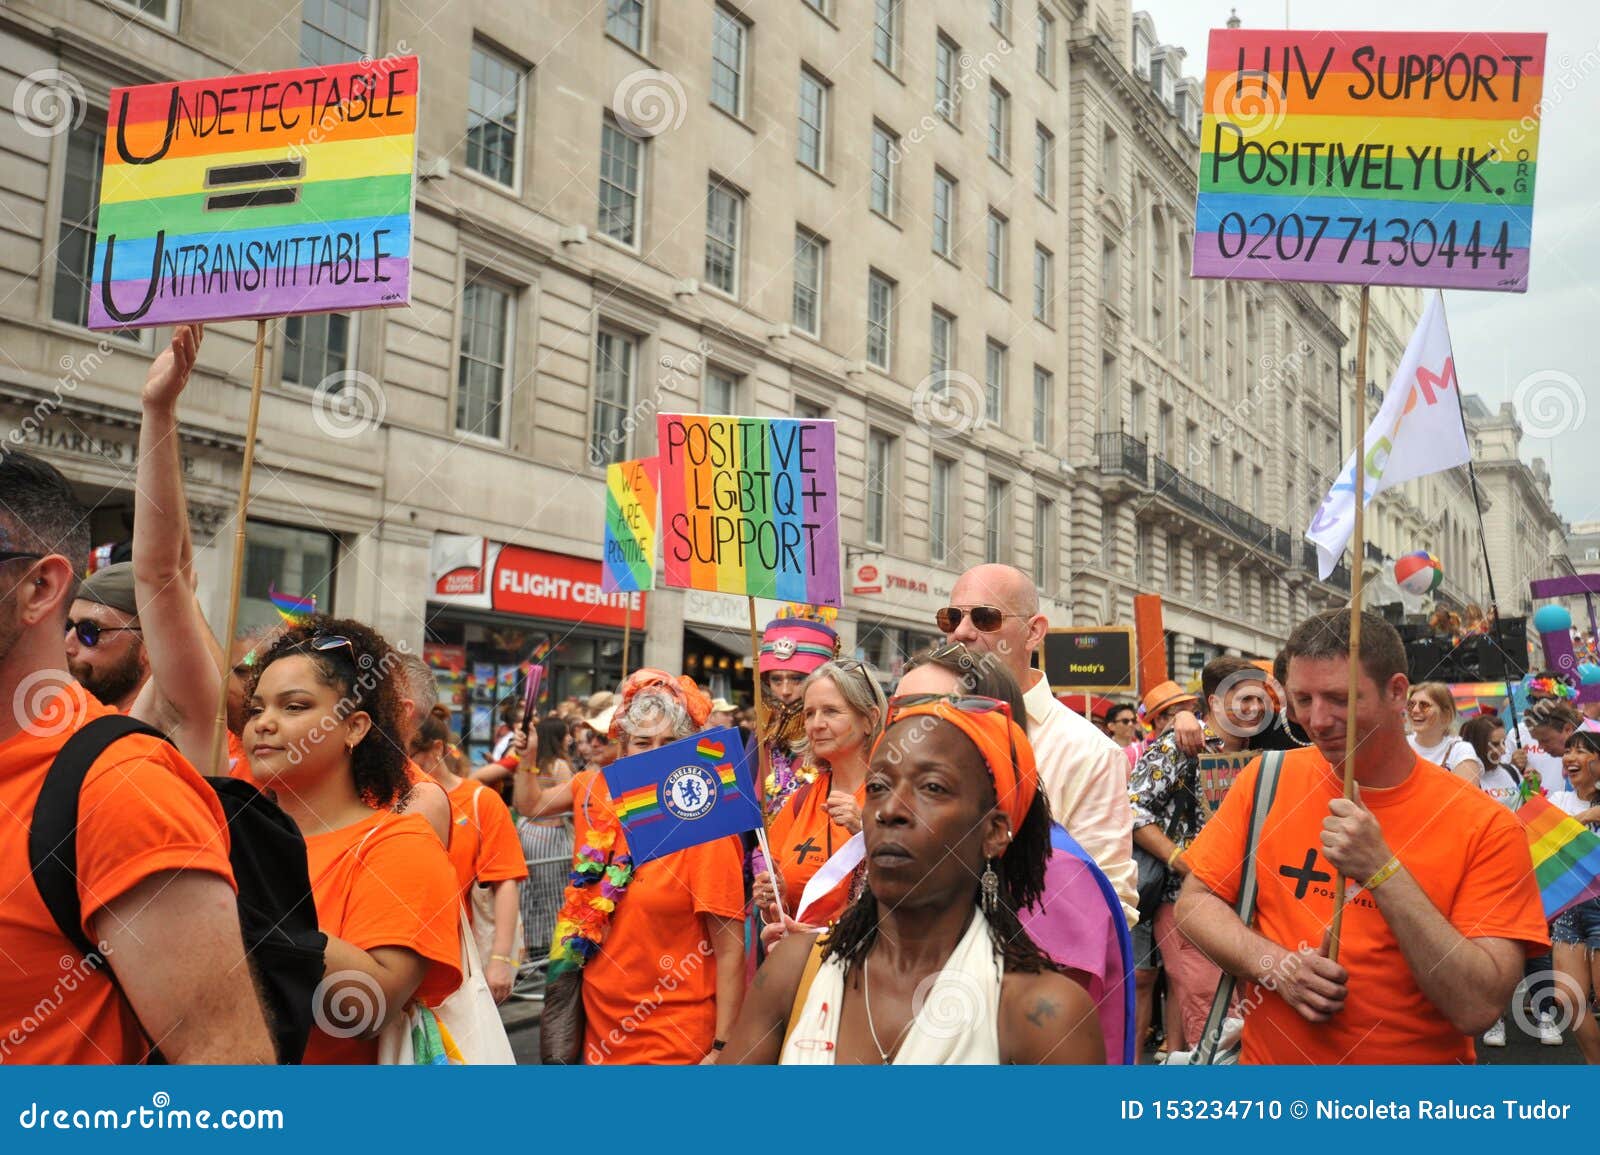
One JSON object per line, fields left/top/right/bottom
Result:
{"left": 28, "top": 715, "right": 327, "bottom": 1064}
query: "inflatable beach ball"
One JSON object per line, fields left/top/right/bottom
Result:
{"left": 1394, "top": 551, "right": 1443, "bottom": 596}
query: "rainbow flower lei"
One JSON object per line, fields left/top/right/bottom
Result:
{"left": 548, "top": 826, "right": 635, "bottom": 978}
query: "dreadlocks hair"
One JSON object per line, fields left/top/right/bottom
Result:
{"left": 249, "top": 615, "right": 411, "bottom": 809}
{"left": 821, "top": 720, "right": 1061, "bottom": 977}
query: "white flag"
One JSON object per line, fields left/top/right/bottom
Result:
{"left": 1306, "top": 292, "right": 1470, "bottom": 580}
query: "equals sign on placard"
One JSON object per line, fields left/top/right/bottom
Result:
{"left": 203, "top": 158, "right": 305, "bottom": 210}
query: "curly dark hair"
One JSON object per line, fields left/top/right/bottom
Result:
{"left": 248, "top": 615, "right": 411, "bottom": 809}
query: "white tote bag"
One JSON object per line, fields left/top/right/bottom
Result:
{"left": 378, "top": 907, "right": 515, "bottom": 1065}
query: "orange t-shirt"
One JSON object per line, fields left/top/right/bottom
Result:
{"left": 570, "top": 770, "right": 746, "bottom": 1065}
{"left": 0, "top": 684, "right": 235, "bottom": 1063}
{"left": 1184, "top": 745, "right": 1549, "bottom": 1065}
{"left": 766, "top": 772, "right": 863, "bottom": 924}
{"left": 445, "top": 779, "right": 529, "bottom": 913}
{"left": 301, "top": 808, "right": 464, "bottom": 1064}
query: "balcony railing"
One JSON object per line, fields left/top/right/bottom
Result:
{"left": 1151, "top": 457, "right": 1276, "bottom": 555}
{"left": 1300, "top": 542, "right": 1353, "bottom": 590}
{"left": 1095, "top": 431, "right": 1148, "bottom": 484}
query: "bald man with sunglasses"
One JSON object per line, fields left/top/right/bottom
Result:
{"left": 938, "top": 564, "right": 1139, "bottom": 924}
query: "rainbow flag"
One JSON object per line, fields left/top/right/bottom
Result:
{"left": 655, "top": 414, "right": 842, "bottom": 606}
{"left": 1193, "top": 29, "right": 1545, "bottom": 292}
{"left": 88, "top": 57, "right": 418, "bottom": 330}
{"left": 601, "top": 457, "right": 659, "bottom": 594}
{"left": 267, "top": 583, "right": 316, "bottom": 626}
{"left": 1516, "top": 796, "right": 1600, "bottom": 920}
{"left": 602, "top": 726, "right": 760, "bottom": 864}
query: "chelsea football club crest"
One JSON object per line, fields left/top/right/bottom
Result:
{"left": 663, "top": 764, "right": 719, "bottom": 820}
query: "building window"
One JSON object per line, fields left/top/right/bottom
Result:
{"left": 931, "top": 456, "right": 955, "bottom": 563}
{"left": 456, "top": 279, "right": 511, "bottom": 440}
{"left": 873, "top": 0, "right": 901, "bottom": 71}
{"left": 591, "top": 328, "right": 636, "bottom": 465}
{"left": 802, "top": 0, "right": 828, "bottom": 14}
{"left": 986, "top": 211, "right": 1007, "bottom": 293}
{"left": 1101, "top": 126, "right": 1119, "bottom": 193}
{"left": 932, "top": 168, "right": 956, "bottom": 258}
{"left": 704, "top": 180, "right": 743, "bottom": 295}
{"left": 987, "top": 83, "right": 1010, "bottom": 164}
{"left": 866, "top": 430, "right": 893, "bottom": 547}
{"left": 792, "top": 229, "right": 825, "bottom": 336}
{"left": 871, "top": 122, "right": 899, "bottom": 218}
{"left": 240, "top": 522, "right": 337, "bottom": 634}
{"left": 797, "top": 67, "right": 828, "bottom": 172}
{"left": 704, "top": 366, "right": 739, "bottom": 414}
{"left": 711, "top": 5, "right": 747, "bottom": 117}
{"left": 1032, "top": 365, "right": 1052, "bottom": 445}
{"left": 1167, "top": 530, "right": 1184, "bottom": 594}
{"left": 989, "top": 0, "right": 1010, "bottom": 36}
{"left": 1034, "top": 498, "right": 1055, "bottom": 590}
{"left": 1033, "top": 245, "right": 1053, "bottom": 323}
{"left": 866, "top": 271, "right": 895, "bottom": 370}
{"left": 985, "top": 477, "right": 1009, "bottom": 564}
{"left": 930, "top": 308, "right": 954, "bottom": 380}
{"left": 1252, "top": 466, "right": 1264, "bottom": 511}
{"left": 985, "top": 339, "right": 1006, "bottom": 423}
{"left": 1036, "top": 7, "right": 1056, "bottom": 79}
{"left": 1101, "top": 237, "right": 1119, "bottom": 298}
{"left": 54, "top": 115, "right": 134, "bottom": 336}
{"left": 283, "top": 314, "right": 352, "bottom": 387}
{"left": 605, "top": 0, "right": 645, "bottom": 50}
{"left": 1034, "top": 122, "right": 1055, "bottom": 200}
{"left": 796, "top": 397, "right": 827, "bottom": 420}
{"left": 109, "top": 0, "right": 175, "bottom": 23}
{"left": 300, "top": 0, "right": 374, "bottom": 65}
{"left": 598, "top": 119, "right": 643, "bottom": 245}
{"left": 934, "top": 33, "right": 960, "bottom": 123}
{"left": 466, "top": 40, "right": 523, "bottom": 187}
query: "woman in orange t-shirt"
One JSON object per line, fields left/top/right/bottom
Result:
{"left": 411, "top": 705, "right": 528, "bottom": 1003}
{"left": 754, "top": 660, "right": 886, "bottom": 932}
{"left": 543, "top": 670, "right": 746, "bottom": 1064}
{"left": 242, "top": 617, "right": 462, "bottom": 1064}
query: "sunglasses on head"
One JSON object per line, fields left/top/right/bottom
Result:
{"left": 884, "top": 693, "right": 1022, "bottom": 808}
{"left": 935, "top": 605, "right": 1023, "bottom": 634}
{"left": 0, "top": 550, "right": 44, "bottom": 566}
{"left": 66, "top": 619, "right": 141, "bottom": 648}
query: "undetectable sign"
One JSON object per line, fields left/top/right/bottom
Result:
{"left": 88, "top": 55, "right": 418, "bottom": 328}
{"left": 656, "top": 414, "right": 842, "bottom": 607}
{"left": 1193, "top": 29, "right": 1545, "bottom": 291}
{"left": 1042, "top": 628, "right": 1136, "bottom": 694}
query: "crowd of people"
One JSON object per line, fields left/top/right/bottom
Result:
{"left": 0, "top": 323, "right": 1582, "bottom": 1066}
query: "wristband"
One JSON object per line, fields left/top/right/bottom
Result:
{"left": 490, "top": 954, "right": 519, "bottom": 966}
{"left": 1166, "top": 844, "right": 1185, "bottom": 869}
{"left": 1364, "top": 857, "right": 1401, "bottom": 892}
{"left": 711, "top": 1039, "right": 727, "bottom": 1052}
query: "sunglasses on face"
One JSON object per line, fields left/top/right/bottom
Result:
{"left": 66, "top": 619, "right": 142, "bottom": 648}
{"left": 935, "top": 606, "right": 1023, "bottom": 634}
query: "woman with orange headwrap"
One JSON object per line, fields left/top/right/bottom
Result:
{"left": 539, "top": 669, "right": 747, "bottom": 1065}
{"left": 723, "top": 693, "right": 1103, "bottom": 1064}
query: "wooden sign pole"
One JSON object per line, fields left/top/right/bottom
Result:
{"left": 1327, "top": 284, "right": 1371, "bottom": 962}
{"left": 748, "top": 596, "right": 768, "bottom": 802}
{"left": 207, "top": 318, "right": 270, "bottom": 776}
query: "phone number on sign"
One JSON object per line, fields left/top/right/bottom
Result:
{"left": 1120, "top": 1099, "right": 1284, "bottom": 1121}
{"left": 1214, "top": 211, "right": 1514, "bottom": 271}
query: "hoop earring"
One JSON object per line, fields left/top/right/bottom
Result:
{"left": 980, "top": 858, "right": 999, "bottom": 915}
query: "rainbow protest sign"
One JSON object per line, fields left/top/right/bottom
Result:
{"left": 601, "top": 457, "right": 659, "bottom": 594}
{"left": 1192, "top": 30, "right": 1545, "bottom": 291}
{"left": 656, "top": 414, "right": 841, "bottom": 607}
{"left": 88, "top": 56, "right": 418, "bottom": 329}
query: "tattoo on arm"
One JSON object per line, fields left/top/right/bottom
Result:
{"left": 1025, "top": 997, "right": 1060, "bottom": 1028}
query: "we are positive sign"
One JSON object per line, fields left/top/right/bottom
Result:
{"left": 1192, "top": 30, "right": 1545, "bottom": 292}
{"left": 89, "top": 56, "right": 418, "bottom": 328}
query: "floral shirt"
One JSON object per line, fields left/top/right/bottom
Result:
{"left": 1128, "top": 726, "right": 1224, "bottom": 904}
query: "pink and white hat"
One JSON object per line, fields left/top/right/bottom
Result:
{"left": 758, "top": 617, "right": 839, "bottom": 676}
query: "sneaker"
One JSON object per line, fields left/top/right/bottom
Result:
{"left": 1539, "top": 1011, "right": 1563, "bottom": 1046}
{"left": 1481, "top": 1019, "right": 1506, "bottom": 1047}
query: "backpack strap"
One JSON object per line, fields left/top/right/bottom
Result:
{"left": 29, "top": 714, "right": 172, "bottom": 960}
{"left": 1192, "top": 749, "right": 1286, "bottom": 1066}
{"left": 779, "top": 934, "right": 829, "bottom": 1054}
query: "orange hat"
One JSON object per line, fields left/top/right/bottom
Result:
{"left": 611, "top": 668, "right": 712, "bottom": 739}
{"left": 876, "top": 698, "right": 1037, "bottom": 832}
{"left": 1142, "top": 680, "right": 1199, "bottom": 719}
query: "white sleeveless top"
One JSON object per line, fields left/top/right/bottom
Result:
{"left": 779, "top": 910, "right": 1002, "bottom": 1065}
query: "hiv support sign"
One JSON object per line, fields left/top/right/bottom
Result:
{"left": 602, "top": 457, "right": 660, "bottom": 594}
{"left": 656, "top": 414, "right": 842, "bottom": 607}
{"left": 87, "top": 55, "right": 418, "bottom": 329}
{"left": 1192, "top": 29, "right": 1545, "bottom": 291}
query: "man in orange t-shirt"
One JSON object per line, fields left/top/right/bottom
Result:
{"left": 1176, "top": 609, "right": 1548, "bottom": 1065}
{"left": 0, "top": 450, "right": 273, "bottom": 1064}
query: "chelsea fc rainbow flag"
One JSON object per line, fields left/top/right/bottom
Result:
{"left": 602, "top": 726, "right": 761, "bottom": 864}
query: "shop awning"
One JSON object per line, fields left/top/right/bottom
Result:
{"left": 685, "top": 625, "right": 749, "bottom": 656}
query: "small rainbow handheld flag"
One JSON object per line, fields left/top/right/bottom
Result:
{"left": 602, "top": 726, "right": 760, "bottom": 864}
{"left": 267, "top": 583, "right": 317, "bottom": 626}
{"left": 1516, "top": 795, "right": 1600, "bottom": 920}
